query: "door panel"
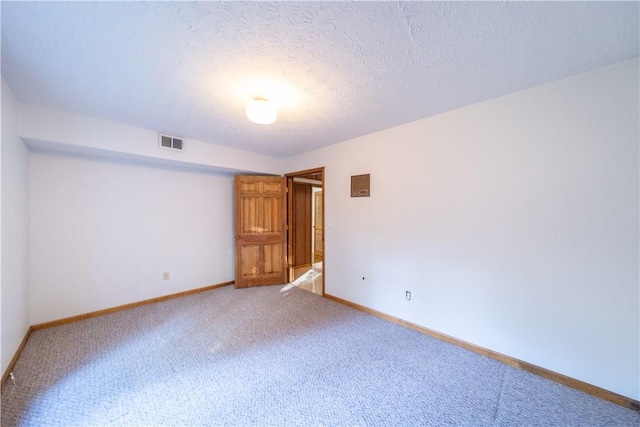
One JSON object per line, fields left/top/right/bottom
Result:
{"left": 240, "top": 181, "right": 259, "bottom": 192}
{"left": 240, "top": 198, "right": 260, "bottom": 234}
{"left": 264, "top": 182, "right": 282, "bottom": 193}
{"left": 264, "top": 197, "right": 282, "bottom": 232}
{"left": 264, "top": 243, "right": 284, "bottom": 274}
{"left": 240, "top": 245, "right": 260, "bottom": 277}
{"left": 235, "top": 176, "right": 286, "bottom": 288}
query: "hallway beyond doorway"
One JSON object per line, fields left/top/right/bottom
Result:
{"left": 290, "top": 262, "right": 323, "bottom": 295}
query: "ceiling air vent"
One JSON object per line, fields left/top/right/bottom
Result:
{"left": 159, "top": 134, "right": 185, "bottom": 152}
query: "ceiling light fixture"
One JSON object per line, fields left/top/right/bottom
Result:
{"left": 246, "top": 97, "right": 277, "bottom": 125}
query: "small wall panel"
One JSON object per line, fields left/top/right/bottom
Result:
{"left": 351, "top": 174, "right": 370, "bottom": 197}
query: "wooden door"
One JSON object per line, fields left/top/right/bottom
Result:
{"left": 314, "top": 190, "right": 324, "bottom": 263}
{"left": 234, "top": 175, "right": 286, "bottom": 288}
{"left": 293, "top": 183, "right": 312, "bottom": 268}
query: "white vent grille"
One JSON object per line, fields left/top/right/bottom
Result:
{"left": 158, "top": 134, "right": 185, "bottom": 152}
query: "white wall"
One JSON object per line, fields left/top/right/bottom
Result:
{"left": 20, "top": 104, "right": 284, "bottom": 175}
{"left": 1, "top": 78, "right": 31, "bottom": 374}
{"left": 284, "top": 58, "right": 640, "bottom": 400}
{"left": 19, "top": 99, "right": 285, "bottom": 325}
{"left": 30, "top": 150, "right": 235, "bottom": 324}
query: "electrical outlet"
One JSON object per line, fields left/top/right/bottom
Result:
{"left": 406, "top": 290, "right": 411, "bottom": 301}
{"left": 162, "top": 272, "right": 170, "bottom": 280}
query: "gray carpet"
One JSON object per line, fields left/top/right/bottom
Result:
{"left": 2, "top": 285, "right": 638, "bottom": 426}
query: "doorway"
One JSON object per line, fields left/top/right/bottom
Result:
{"left": 286, "top": 168, "right": 324, "bottom": 296}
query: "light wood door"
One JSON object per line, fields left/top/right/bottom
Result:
{"left": 314, "top": 190, "right": 323, "bottom": 263}
{"left": 234, "top": 175, "right": 286, "bottom": 288}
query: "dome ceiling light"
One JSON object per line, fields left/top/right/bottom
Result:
{"left": 246, "top": 97, "right": 277, "bottom": 125}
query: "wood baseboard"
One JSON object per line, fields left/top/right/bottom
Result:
{"left": 294, "top": 263, "right": 313, "bottom": 270}
{"left": 323, "top": 293, "right": 640, "bottom": 412}
{"left": 1, "top": 327, "right": 33, "bottom": 387}
{"left": 31, "top": 281, "right": 234, "bottom": 331}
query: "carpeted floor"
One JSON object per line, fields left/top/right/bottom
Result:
{"left": 2, "top": 285, "right": 638, "bottom": 426}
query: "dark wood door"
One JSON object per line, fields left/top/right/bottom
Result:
{"left": 234, "top": 175, "right": 286, "bottom": 288}
{"left": 293, "top": 183, "right": 312, "bottom": 268}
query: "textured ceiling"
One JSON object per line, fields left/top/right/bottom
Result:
{"left": 2, "top": 1, "right": 638, "bottom": 157}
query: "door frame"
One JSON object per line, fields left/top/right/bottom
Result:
{"left": 285, "top": 167, "right": 325, "bottom": 295}
{"left": 311, "top": 186, "right": 322, "bottom": 263}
